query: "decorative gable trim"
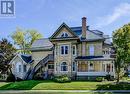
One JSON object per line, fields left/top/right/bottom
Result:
{"left": 49, "top": 23, "right": 78, "bottom": 39}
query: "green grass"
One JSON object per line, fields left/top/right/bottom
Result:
{"left": 0, "top": 80, "right": 129, "bottom": 90}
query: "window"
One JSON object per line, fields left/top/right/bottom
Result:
{"left": 61, "top": 45, "right": 69, "bottom": 55}
{"left": 89, "top": 45, "right": 94, "bottom": 55}
{"left": 48, "top": 64, "right": 54, "bottom": 69}
{"left": 19, "top": 65, "right": 21, "bottom": 72}
{"left": 61, "top": 32, "right": 69, "bottom": 37}
{"left": 61, "top": 62, "right": 68, "bottom": 71}
{"left": 72, "top": 62, "right": 76, "bottom": 71}
{"left": 23, "top": 65, "right": 26, "bottom": 72}
{"left": 72, "top": 45, "right": 76, "bottom": 55}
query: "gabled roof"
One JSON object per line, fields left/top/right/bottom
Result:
{"left": 10, "top": 54, "right": 33, "bottom": 64}
{"left": 30, "top": 38, "right": 53, "bottom": 51}
{"left": 50, "top": 23, "right": 78, "bottom": 39}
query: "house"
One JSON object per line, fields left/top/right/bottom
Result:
{"left": 10, "top": 17, "right": 115, "bottom": 80}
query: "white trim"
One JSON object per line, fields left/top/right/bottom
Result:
{"left": 60, "top": 45, "right": 69, "bottom": 56}
{"left": 60, "top": 61, "right": 68, "bottom": 72}
{"left": 72, "top": 45, "right": 76, "bottom": 56}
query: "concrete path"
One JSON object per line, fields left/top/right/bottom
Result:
{"left": 0, "top": 90, "right": 130, "bottom": 93}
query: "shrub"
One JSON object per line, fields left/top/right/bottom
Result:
{"left": 6, "top": 73, "right": 15, "bottom": 82}
{"left": 105, "top": 74, "right": 111, "bottom": 81}
{"left": 96, "top": 77, "right": 103, "bottom": 82}
{"left": 53, "top": 75, "right": 71, "bottom": 83}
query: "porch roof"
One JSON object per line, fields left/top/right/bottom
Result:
{"left": 75, "top": 56, "right": 114, "bottom": 61}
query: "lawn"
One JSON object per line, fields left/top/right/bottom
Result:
{"left": 0, "top": 80, "right": 129, "bottom": 90}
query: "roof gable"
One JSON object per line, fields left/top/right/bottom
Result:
{"left": 50, "top": 23, "right": 78, "bottom": 39}
{"left": 10, "top": 54, "right": 33, "bottom": 64}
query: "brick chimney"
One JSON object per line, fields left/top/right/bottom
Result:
{"left": 82, "top": 17, "right": 87, "bottom": 39}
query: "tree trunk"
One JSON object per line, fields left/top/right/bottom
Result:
{"left": 116, "top": 72, "right": 120, "bottom": 83}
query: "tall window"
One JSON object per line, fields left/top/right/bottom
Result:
{"left": 89, "top": 45, "right": 94, "bottom": 55}
{"left": 61, "top": 45, "right": 69, "bottom": 55}
{"left": 72, "top": 45, "right": 76, "bottom": 55}
{"left": 72, "top": 62, "right": 76, "bottom": 71}
{"left": 61, "top": 32, "right": 69, "bottom": 37}
{"left": 19, "top": 65, "right": 21, "bottom": 72}
{"left": 23, "top": 65, "right": 26, "bottom": 72}
{"left": 61, "top": 62, "right": 68, "bottom": 71}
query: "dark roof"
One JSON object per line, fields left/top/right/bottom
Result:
{"left": 31, "top": 38, "right": 53, "bottom": 51}
{"left": 70, "top": 26, "right": 104, "bottom": 41}
{"left": 21, "top": 55, "right": 33, "bottom": 63}
{"left": 75, "top": 56, "right": 103, "bottom": 60}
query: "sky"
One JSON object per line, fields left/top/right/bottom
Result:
{"left": 0, "top": 0, "right": 130, "bottom": 42}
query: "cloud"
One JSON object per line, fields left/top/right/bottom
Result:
{"left": 96, "top": 3, "right": 130, "bottom": 28}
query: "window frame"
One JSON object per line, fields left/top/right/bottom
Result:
{"left": 48, "top": 64, "right": 54, "bottom": 69}
{"left": 61, "top": 62, "right": 68, "bottom": 72}
{"left": 72, "top": 45, "right": 76, "bottom": 56}
{"left": 89, "top": 45, "right": 94, "bottom": 56}
{"left": 72, "top": 62, "right": 76, "bottom": 71}
{"left": 60, "top": 45, "right": 69, "bottom": 55}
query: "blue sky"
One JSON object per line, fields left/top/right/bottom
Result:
{"left": 0, "top": 0, "right": 130, "bottom": 41}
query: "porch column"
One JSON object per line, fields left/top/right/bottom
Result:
{"left": 76, "top": 61, "right": 79, "bottom": 72}
{"left": 105, "top": 61, "right": 107, "bottom": 72}
{"left": 88, "top": 61, "right": 90, "bottom": 72}
{"left": 100, "top": 61, "right": 102, "bottom": 72}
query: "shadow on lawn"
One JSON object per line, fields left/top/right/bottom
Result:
{"left": 96, "top": 82, "right": 130, "bottom": 90}
{"left": 0, "top": 80, "right": 51, "bottom": 90}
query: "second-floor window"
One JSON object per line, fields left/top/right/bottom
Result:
{"left": 89, "top": 45, "right": 94, "bottom": 56}
{"left": 72, "top": 45, "right": 76, "bottom": 55}
{"left": 61, "top": 45, "right": 69, "bottom": 55}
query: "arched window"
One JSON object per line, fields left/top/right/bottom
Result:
{"left": 61, "top": 62, "right": 68, "bottom": 71}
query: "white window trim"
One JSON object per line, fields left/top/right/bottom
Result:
{"left": 48, "top": 64, "right": 54, "bottom": 69}
{"left": 60, "top": 62, "right": 68, "bottom": 72}
{"left": 60, "top": 45, "right": 69, "bottom": 55}
{"left": 72, "top": 62, "right": 76, "bottom": 71}
{"left": 72, "top": 45, "right": 76, "bottom": 56}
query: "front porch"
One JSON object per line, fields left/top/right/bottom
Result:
{"left": 76, "top": 60, "right": 115, "bottom": 77}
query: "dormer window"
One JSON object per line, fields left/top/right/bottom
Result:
{"left": 61, "top": 32, "right": 69, "bottom": 38}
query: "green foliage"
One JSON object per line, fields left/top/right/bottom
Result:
{"left": 6, "top": 73, "right": 15, "bottom": 82}
{"left": 96, "top": 77, "right": 103, "bottom": 82}
{"left": 113, "top": 23, "right": 130, "bottom": 83}
{"left": 53, "top": 75, "right": 71, "bottom": 83}
{"left": 11, "top": 27, "right": 42, "bottom": 54}
{"left": 0, "top": 38, "right": 16, "bottom": 73}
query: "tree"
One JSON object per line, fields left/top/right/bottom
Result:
{"left": 0, "top": 38, "right": 16, "bottom": 74}
{"left": 113, "top": 23, "right": 130, "bottom": 83}
{"left": 11, "top": 27, "right": 42, "bottom": 54}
